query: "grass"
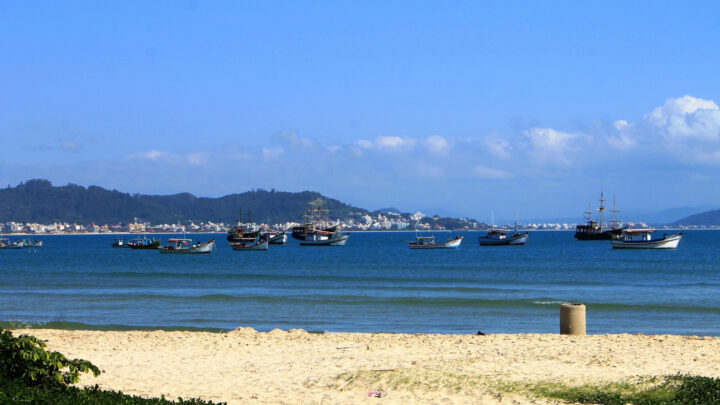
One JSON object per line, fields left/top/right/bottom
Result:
{"left": 330, "top": 369, "right": 720, "bottom": 404}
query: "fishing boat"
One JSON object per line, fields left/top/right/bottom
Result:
{"left": 611, "top": 229, "right": 683, "bottom": 249}
{"left": 292, "top": 199, "right": 350, "bottom": 246}
{"left": 159, "top": 238, "right": 216, "bottom": 254}
{"left": 478, "top": 229, "right": 527, "bottom": 246}
{"left": 128, "top": 236, "right": 162, "bottom": 250}
{"left": 409, "top": 234, "right": 463, "bottom": 249}
{"left": 264, "top": 230, "right": 287, "bottom": 245}
{"left": 229, "top": 235, "right": 269, "bottom": 251}
{"left": 112, "top": 238, "right": 130, "bottom": 248}
{"left": 0, "top": 238, "right": 23, "bottom": 249}
{"left": 574, "top": 192, "right": 626, "bottom": 240}
{"left": 299, "top": 230, "right": 349, "bottom": 246}
{"left": 21, "top": 238, "right": 43, "bottom": 248}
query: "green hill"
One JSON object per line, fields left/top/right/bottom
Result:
{"left": 670, "top": 209, "right": 720, "bottom": 226}
{"left": 0, "top": 179, "right": 368, "bottom": 225}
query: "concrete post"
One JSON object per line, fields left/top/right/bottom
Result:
{"left": 560, "top": 303, "right": 586, "bottom": 335}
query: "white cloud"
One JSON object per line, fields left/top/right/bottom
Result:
{"left": 608, "top": 120, "right": 636, "bottom": 151}
{"left": 275, "top": 130, "right": 316, "bottom": 148}
{"left": 483, "top": 134, "right": 511, "bottom": 159}
{"left": 474, "top": 165, "right": 512, "bottom": 179}
{"left": 524, "top": 127, "right": 576, "bottom": 165}
{"left": 644, "top": 95, "right": 720, "bottom": 141}
{"left": 357, "top": 136, "right": 416, "bottom": 151}
{"left": 129, "top": 150, "right": 168, "bottom": 161}
{"left": 424, "top": 135, "right": 450, "bottom": 155}
{"left": 186, "top": 152, "right": 210, "bottom": 166}
{"left": 261, "top": 147, "right": 284, "bottom": 161}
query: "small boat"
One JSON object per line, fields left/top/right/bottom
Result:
{"left": 409, "top": 235, "right": 463, "bottom": 249}
{"left": 112, "top": 238, "right": 130, "bottom": 248}
{"left": 479, "top": 218, "right": 528, "bottom": 246}
{"left": 0, "top": 238, "right": 23, "bottom": 249}
{"left": 478, "top": 229, "right": 528, "bottom": 246}
{"left": 611, "top": 229, "right": 683, "bottom": 249}
{"left": 159, "top": 238, "right": 216, "bottom": 254}
{"left": 21, "top": 238, "right": 43, "bottom": 248}
{"left": 128, "top": 236, "right": 162, "bottom": 250}
{"left": 299, "top": 230, "right": 350, "bottom": 246}
{"left": 229, "top": 236, "right": 269, "bottom": 251}
{"left": 265, "top": 230, "right": 287, "bottom": 245}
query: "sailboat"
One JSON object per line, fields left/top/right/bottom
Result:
{"left": 291, "top": 198, "right": 350, "bottom": 246}
{"left": 574, "top": 191, "right": 626, "bottom": 240}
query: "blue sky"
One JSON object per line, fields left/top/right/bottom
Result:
{"left": 2, "top": 1, "right": 720, "bottom": 221}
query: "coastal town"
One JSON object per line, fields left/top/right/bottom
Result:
{"left": 1, "top": 210, "right": 657, "bottom": 235}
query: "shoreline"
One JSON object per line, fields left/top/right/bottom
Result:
{"left": 9, "top": 327, "right": 720, "bottom": 404}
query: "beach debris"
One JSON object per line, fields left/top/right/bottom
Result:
{"left": 367, "top": 390, "right": 384, "bottom": 398}
{"left": 336, "top": 344, "right": 365, "bottom": 350}
{"left": 476, "top": 330, "right": 485, "bottom": 335}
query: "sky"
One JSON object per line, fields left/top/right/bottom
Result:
{"left": 2, "top": 1, "right": 720, "bottom": 222}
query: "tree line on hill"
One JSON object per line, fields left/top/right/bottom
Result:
{"left": 0, "top": 179, "right": 367, "bottom": 225}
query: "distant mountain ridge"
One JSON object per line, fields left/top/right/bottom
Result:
{"left": 0, "top": 179, "right": 370, "bottom": 225}
{"left": 670, "top": 209, "right": 720, "bottom": 226}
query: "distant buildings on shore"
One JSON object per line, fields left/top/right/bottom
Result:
{"left": 1, "top": 214, "right": 699, "bottom": 235}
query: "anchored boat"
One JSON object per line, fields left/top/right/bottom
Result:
{"left": 574, "top": 192, "right": 626, "bottom": 240}
{"left": 409, "top": 234, "right": 463, "bottom": 249}
{"left": 479, "top": 219, "right": 528, "bottom": 246}
{"left": 128, "top": 236, "right": 162, "bottom": 250}
{"left": 159, "top": 238, "right": 216, "bottom": 254}
{"left": 0, "top": 238, "right": 23, "bottom": 249}
{"left": 292, "top": 199, "right": 350, "bottom": 246}
{"left": 611, "top": 229, "right": 683, "bottom": 249}
{"left": 230, "top": 235, "right": 269, "bottom": 251}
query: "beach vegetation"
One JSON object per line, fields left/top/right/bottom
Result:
{"left": 0, "top": 329, "right": 224, "bottom": 404}
{"left": 528, "top": 375, "right": 720, "bottom": 405}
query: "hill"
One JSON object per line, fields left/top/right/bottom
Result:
{"left": 670, "top": 209, "right": 720, "bottom": 227}
{"left": 0, "top": 180, "right": 368, "bottom": 225}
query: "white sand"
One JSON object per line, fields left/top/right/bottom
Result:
{"left": 12, "top": 328, "right": 720, "bottom": 404}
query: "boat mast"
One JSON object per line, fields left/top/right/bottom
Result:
{"left": 584, "top": 203, "right": 593, "bottom": 222}
{"left": 598, "top": 190, "right": 605, "bottom": 231}
{"left": 611, "top": 194, "right": 621, "bottom": 230}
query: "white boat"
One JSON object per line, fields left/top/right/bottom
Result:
{"left": 21, "top": 238, "right": 43, "bottom": 247}
{"left": 478, "top": 229, "right": 528, "bottom": 246}
{"left": 611, "top": 229, "right": 683, "bottom": 249}
{"left": 230, "top": 236, "right": 269, "bottom": 251}
{"left": 409, "top": 235, "right": 463, "bottom": 249}
{"left": 299, "top": 230, "right": 350, "bottom": 246}
{"left": 0, "top": 238, "right": 23, "bottom": 249}
{"left": 264, "top": 231, "right": 287, "bottom": 245}
{"left": 112, "top": 238, "right": 130, "bottom": 248}
{"left": 159, "top": 238, "right": 216, "bottom": 254}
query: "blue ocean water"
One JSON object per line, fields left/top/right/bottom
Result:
{"left": 1, "top": 231, "right": 719, "bottom": 335}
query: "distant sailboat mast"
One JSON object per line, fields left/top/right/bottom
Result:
{"left": 611, "top": 194, "right": 621, "bottom": 230}
{"left": 597, "top": 191, "right": 606, "bottom": 231}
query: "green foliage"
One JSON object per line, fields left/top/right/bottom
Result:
{"left": 0, "top": 179, "right": 368, "bottom": 224}
{"left": 0, "top": 329, "right": 224, "bottom": 404}
{"left": 0, "top": 380, "right": 224, "bottom": 404}
{"left": 530, "top": 375, "right": 720, "bottom": 405}
{"left": 0, "top": 329, "right": 100, "bottom": 387}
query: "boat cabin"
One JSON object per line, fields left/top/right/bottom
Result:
{"left": 412, "top": 236, "right": 435, "bottom": 246}
{"left": 165, "top": 238, "right": 192, "bottom": 249}
{"left": 620, "top": 229, "right": 655, "bottom": 241}
{"left": 486, "top": 229, "right": 508, "bottom": 240}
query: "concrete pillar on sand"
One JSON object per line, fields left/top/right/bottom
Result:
{"left": 560, "top": 303, "right": 586, "bottom": 335}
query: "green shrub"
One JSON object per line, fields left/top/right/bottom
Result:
{"left": 0, "top": 329, "right": 100, "bottom": 387}
{"left": 0, "top": 329, "right": 224, "bottom": 404}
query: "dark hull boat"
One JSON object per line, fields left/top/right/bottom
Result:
{"left": 574, "top": 191, "right": 626, "bottom": 241}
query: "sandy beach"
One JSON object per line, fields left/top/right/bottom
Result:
{"left": 10, "top": 328, "right": 720, "bottom": 404}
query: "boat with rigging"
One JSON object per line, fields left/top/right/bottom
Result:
{"left": 227, "top": 209, "right": 287, "bottom": 245}
{"left": 291, "top": 199, "right": 350, "bottom": 246}
{"left": 159, "top": 238, "right": 216, "bottom": 254}
{"left": 611, "top": 229, "right": 683, "bottom": 249}
{"left": 128, "top": 236, "right": 162, "bottom": 249}
{"left": 409, "top": 234, "right": 463, "bottom": 249}
{"left": 574, "top": 191, "right": 626, "bottom": 240}
{"left": 229, "top": 234, "right": 269, "bottom": 251}
{"left": 478, "top": 220, "right": 528, "bottom": 246}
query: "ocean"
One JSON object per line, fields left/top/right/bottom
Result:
{"left": 1, "top": 230, "right": 718, "bottom": 335}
